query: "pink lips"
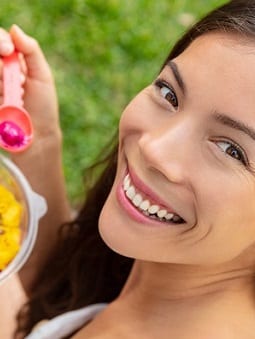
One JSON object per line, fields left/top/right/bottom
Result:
{"left": 116, "top": 165, "right": 180, "bottom": 226}
{"left": 128, "top": 166, "right": 177, "bottom": 214}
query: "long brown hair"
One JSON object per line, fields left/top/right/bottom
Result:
{"left": 16, "top": 0, "right": 255, "bottom": 336}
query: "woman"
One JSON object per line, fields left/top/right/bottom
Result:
{"left": 1, "top": 0, "right": 255, "bottom": 337}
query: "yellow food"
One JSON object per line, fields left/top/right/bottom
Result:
{"left": 0, "top": 185, "right": 22, "bottom": 270}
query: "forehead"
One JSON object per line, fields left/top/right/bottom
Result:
{"left": 175, "top": 32, "right": 255, "bottom": 72}
{"left": 172, "top": 33, "right": 255, "bottom": 118}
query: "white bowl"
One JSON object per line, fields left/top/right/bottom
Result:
{"left": 0, "top": 155, "right": 47, "bottom": 283}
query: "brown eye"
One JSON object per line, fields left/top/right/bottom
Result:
{"left": 216, "top": 140, "right": 247, "bottom": 165}
{"left": 226, "top": 146, "right": 241, "bottom": 160}
{"left": 155, "top": 79, "right": 178, "bottom": 108}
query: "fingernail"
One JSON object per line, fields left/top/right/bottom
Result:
{"left": 0, "top": 41, "right": 14, "bottom": 55}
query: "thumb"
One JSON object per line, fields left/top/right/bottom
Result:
{"left": 9, "top": 24, "right": 52, "bottom": 82}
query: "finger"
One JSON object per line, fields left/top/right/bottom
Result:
{"left": 9, "top": 25, "right": 52, "bottom": 82}
{"left": 0, "top": 28, "right": 14, "bottom": 56}
{"left": 20, "top": 87, "right": 24, "bottom": 97}
{"left": 18, "top": 53, "right": 28, "bottom": 76}
{"left": 20, "top": 73, "right": 26, "bottom": 85}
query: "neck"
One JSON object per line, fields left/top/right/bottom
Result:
{"left": 111, "top": 259, "right": 255, "bottom": 338}
{"left": 121, "top": 259, "right": 255, "bottom": 301}
{"left": 80, "top": 258, "right": 255, "bottom": 339}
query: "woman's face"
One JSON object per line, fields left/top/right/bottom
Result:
{"left": 99, "top": 33, "right": 255, "bottom": 265}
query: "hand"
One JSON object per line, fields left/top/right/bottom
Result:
{"left": 0, "top": 26, "right": 71, "bottom": 291}
{"left": 0, "top": 25, "right": 61, "bottom": 149}
{"left": 0, "top": 274, "right": 26, "bottom": 338}
{"left": 0, "top": 24, "right": 65, "bottom": 212}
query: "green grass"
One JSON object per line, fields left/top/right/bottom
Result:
{"left": 0, "top": 0, "right": 226, "bottom": 203}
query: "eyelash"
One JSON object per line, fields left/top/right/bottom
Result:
{"left": 154, "top": 79, "right": 250, "bottom": 168}
{"left": 154, "top": 79, "right": 178, "bottom": 108}
{"left": 215, "top": 139, "right": 248, "bottom": 166}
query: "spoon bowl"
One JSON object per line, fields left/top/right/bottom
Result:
{"left": 0, "top": 52, "right": 33, "bottom": 152}
{"left": 0, "top": 106, "right": 33, "bottom": 151}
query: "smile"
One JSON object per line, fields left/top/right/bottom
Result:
{"left": 123, "top": 174, "right": 185, "bottom": 224}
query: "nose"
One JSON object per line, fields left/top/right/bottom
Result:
{"left": 138, "top": 120, "right": 195, "bottom": 185}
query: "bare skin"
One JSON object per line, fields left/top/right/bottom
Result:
{"left": 0, "top": 28, "right": 255, "bottom": 339}
{"left": 83, "top": 34, "right": 255, "bottom": 338}
{"left": 0, "top": 26, "right": 71, "bottom": 337}
{"left": 72, "top": 259, "right": 255, "bottom": 339}
{"left": 0, "top": 25, "right": 72, "bottom": 292}
{"left": 0, "top": 274, "right": 26, "bottom": 338}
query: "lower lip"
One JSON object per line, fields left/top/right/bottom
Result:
{"left": 116, "top": 179, "right": 171, "bottom": 227}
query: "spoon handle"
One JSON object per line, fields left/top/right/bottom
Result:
{"left": 2, "top": 52, "right": 22, "bottom": 107}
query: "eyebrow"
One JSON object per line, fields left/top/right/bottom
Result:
{"left": 213, "top": 112, "right": 255, "bottom": 141}
{"left": 165, "top": 62, "right": 255, "bottom": 141}
{"left": 167, "top": 60, "right": 186, "bottom": 94}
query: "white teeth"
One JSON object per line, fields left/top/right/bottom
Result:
{"left": 124, "top": 175, "right": 130, "bottom": 191}
{"left": 165, "top": 213, "right": 174, "bottom": 220}
{"left": 139, "top": 200, "right": 150, "bottom": 211}
{"left": 148, "top": 205, "right": 159, "bottom": 214}
{"left": 124, "top": 174, "right": 130, "bottom": 185}
{"left": 132, "top": 194, "right": 143, "bottom": 207}
{"left": 123, "top": 174, "right": 183, "bottom": 223}
{"left": 157, "top": 209, "right": 167, "bottom": 218}
{"left": 126, "top": 186, "right": 136, "bottom": 200}
{"left": 124, "top": 180, "right": 130, "bottom": 191}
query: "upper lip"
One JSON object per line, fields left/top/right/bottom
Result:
{"left": 127, "top": 165, "right": 182, "bottom": 217}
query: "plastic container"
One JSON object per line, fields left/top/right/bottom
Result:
{"left": 0, "top": 154, "right": 47, "bottom": 283}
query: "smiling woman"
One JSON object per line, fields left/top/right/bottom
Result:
{"left": 99, "top": 32, "right": 255, "bottom": 268}
{"left": 2, "top": 1, "right": 255, "bottom": 338}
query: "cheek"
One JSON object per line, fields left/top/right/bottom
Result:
{"left": 118, "top": 90, "right": 159, "bottom": 143}
{"left": 205, "top": 173, "right": 255, "bottom": 226}
{"left": 193, "top": 174, "right": 255, "bottom": 262}
{"left": 119, "top": 103, "right": 143, "bottom": 142}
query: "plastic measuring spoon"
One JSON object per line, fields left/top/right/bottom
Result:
{"left": 0, "top": 51, "right": 33, "bottom": 152}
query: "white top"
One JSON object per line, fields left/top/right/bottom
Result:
{"left": 25, "top": 303, "right": 107, "bottom": 339}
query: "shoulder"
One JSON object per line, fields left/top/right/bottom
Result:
{"left": 26, "top": 303, "right": 107, "bottom": 339}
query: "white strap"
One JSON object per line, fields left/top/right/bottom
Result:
{"left": 25, "top": 303, "right": 107, "bottom": 339}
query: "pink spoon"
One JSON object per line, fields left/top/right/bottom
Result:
{"left": 0, "top": 51, "right": 33, "bottom": 152}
